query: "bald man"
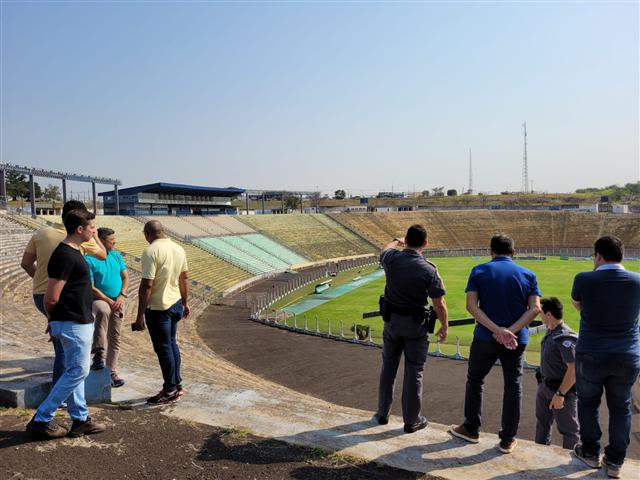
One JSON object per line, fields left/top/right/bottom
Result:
{"left": 133, "top": 220, "right": 190, "bottom": 405}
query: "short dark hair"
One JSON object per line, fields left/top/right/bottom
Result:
{"left": 63, "top": 209, "right": 95, "bottom": 235}
{"left": 594, "top": 235, "right": 624, "bottom": 262}
{"left": 405, "top": 224, "right": 427, "bottom": 248}
{"left": 98, "top": 227, "right": 115, "bottom": 242}
{"left": 541, "top": 297, "right": 563, "bottom": 320}
{"left": 61, "top": 200, "right": 87, "bottom": 221}
{"left": 490, "top": 234, "right": 514, "bottom": 255}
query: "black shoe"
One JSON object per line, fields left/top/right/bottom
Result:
{"left": 68, "top": 416, "right": 106, "bottom": 438}
{"left": 373, "top": 413, "right": 389, "bottom": 425}
{"left": 110, "top": 374, "right": 125, "bottom": 388}
{"left": 404, "top": 416, "right": 428, "bottom": 433}
{"left": 26, "top": 416, "right": 68, "bottom": 439}
{"left": 147, "top": 389, "right": 180, "bottom": 405}
{"left": 573, "top": 443, "right": 601, "bottom": 469}
{"left": 90, "top": 359, "right": 105, "bottom": 371}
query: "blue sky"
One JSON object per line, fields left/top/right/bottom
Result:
{"left": 1, "top": 1, "right": 638, "bottom": 195}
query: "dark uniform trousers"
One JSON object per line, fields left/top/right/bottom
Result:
{"left": 377, "top": 313, "right": 428, "bottom": 424}
{"left": 535, "top": 383, "right": 579, "bottom": 449}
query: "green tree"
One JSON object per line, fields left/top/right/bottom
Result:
{"left": 43, "top": 184, "right": 62, "bottom": 201}
{"left": 6, "top": 172, "right": 42, "bottom": 199}
{"left": 284, "top": 194, "right": 300, "bottom": 210}
{"left": 334, "top": 189, "right": 346, "bottom": 200}
{"left": 6, "top": 172, "right": 29, "bottom": 198}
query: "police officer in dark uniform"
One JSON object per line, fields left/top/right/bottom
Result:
{"left": 374, "top": 224, "right": 449, "bottom": 433}
{"left": 535, "top": 297, "right": 579, "bottom": 449}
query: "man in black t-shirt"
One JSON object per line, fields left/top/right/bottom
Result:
{"left": 26, "top": 210, "right": 106, "bottom": 439}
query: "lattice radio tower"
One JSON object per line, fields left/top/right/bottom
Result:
{"left": 521, "top": 122, "right": 529, "bottom": 193}
{"left": 468, "top": 148, "right": 473, "bottom": 194}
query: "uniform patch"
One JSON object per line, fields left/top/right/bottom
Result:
{"left": 562, "top": 340, "right": 573, "bottom": 348}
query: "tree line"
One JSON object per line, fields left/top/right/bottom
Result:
{"left": 4, "top": 172, "right": 61, "bottom": 201}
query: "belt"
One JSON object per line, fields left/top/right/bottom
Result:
{"left": 387, "top": 304, "right": 424, "bottom": 317}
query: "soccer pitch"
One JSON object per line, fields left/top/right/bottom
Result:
{"left": 290, "top": 256, "right": 640, "bottom": 359}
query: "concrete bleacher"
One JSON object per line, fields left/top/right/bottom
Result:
{"left": 95, "top": 216, "right": 252, "bottom": 294}
{"left": 137, "top": 215, "right": 258, "bottom": 239}
{"left": 239, "top": 214, "right": 378, "bottom": 261}
{"left": 195, "top": 236, "right": 280, "bottom": 275}
{"left": 208, "top": 216, "right": 256, "bottom": 235}
{"left": 331, "top": 210, "right": 640, "bottom": 251}
{"left": 242, "top": 233, "right": 308, "bottom": 265}
{"left": 602, "top": 214, "right": 640, "bottom": 248}
{"left": 141, "top": 215, "right": 211, "bottom": 239}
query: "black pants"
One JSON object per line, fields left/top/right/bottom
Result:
{"left": 463, "top": 338, "right": 525, "bottom": 442}
{"left": 377, "top": 313, "right": 429, "bottom": 425}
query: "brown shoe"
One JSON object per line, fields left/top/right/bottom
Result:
{"left": 449, "top": 424, "right": 480, "bottom": 443}
{"left": 499, "top": 438, "right": 517, "bottom": 454}
{"left": 26, "top": 416, "right": 68, "bottom": 439}
{"left": 68, "top": 416, "right": 106, "bottom": 438}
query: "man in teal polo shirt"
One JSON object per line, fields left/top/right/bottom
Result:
{"left": 85, "top": 227, "right": 129, "bottom": 387}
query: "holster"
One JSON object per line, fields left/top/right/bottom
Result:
{"left": 379, "top": 296, "right": 436, "bottom": 332}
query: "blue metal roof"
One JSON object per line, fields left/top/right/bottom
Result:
{"left": 99, "top": 182, "right": 245, "bottom": 197}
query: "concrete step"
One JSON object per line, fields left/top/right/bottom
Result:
{"left": 0, "top": 358, "right": 112, "bottom": 408}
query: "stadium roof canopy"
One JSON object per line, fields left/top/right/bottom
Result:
{"left": 99, "top": 182, "right": 245, "bottom": 197}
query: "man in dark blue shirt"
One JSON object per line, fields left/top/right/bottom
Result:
{"left": 450, "top": 234, "right": 541, "bottom": 454}
{"left": 375, "top": 224, "right": 449, "bottom": 434}
{"left": 571, "top": 236, "right": 640, "bottom": 479}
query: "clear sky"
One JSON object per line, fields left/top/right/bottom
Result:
{"left": 1, "top": 1, "right": 638, "bottom": 195}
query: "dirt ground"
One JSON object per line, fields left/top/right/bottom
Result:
{"left": 0, "top": 407, "right": 438, "bottom": 480}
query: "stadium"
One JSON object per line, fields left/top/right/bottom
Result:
{"left": 1, "top": 164, "right": 639, "bottom": 479}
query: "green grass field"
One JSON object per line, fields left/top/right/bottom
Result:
{"left": 276, "top": 257, "right": 639, "bottom": 363}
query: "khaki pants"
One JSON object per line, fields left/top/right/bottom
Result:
{"left": 91, "top": 299, "right": 124, "bottom": 375}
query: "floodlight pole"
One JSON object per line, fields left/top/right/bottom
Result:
{"left": 92, "top": 181, "right": 97, "bottom": 213}
{"left": 522, "top": 122, "right": 529, "bottom": 194}
{"left": 114, "top": 184, "right": 120, "bottom": 215}
{"left": 29, "top": 174, "right": 36, "bottom": 217}
{"left": 0, "top": 169, "right": 5, "bottom": 204}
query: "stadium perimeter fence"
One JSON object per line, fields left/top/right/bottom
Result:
{"left": 245, "top": 247, "right": 640, "bottom": 368}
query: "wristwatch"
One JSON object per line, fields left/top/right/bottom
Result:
{"left": 555, "top": 390, "right": 566, "bottom": 398}
{"left": 119, "top": 292, "right": 128, "bottom": 298}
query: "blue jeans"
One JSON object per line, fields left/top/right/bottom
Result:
{"left": 576, "top": 352, "right": 640, "bottom": 465}
{"left": 33, "top": 294, "right": 65, "bottom": 385}
{"left": 34, "top": 321, "right": 93, "bottom": 423}
{"left": 463, "top": 339, "right": 526, "bottom": 442}
{"left": 145, "top": 300, "right": 183, "bottom": 391}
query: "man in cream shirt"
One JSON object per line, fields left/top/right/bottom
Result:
{"left": 133, "top": 220, "right": 189, "bottom": 405}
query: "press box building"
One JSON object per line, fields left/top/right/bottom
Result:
{"left": 99, "top": 182, "right": 245, "bottom": 216}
